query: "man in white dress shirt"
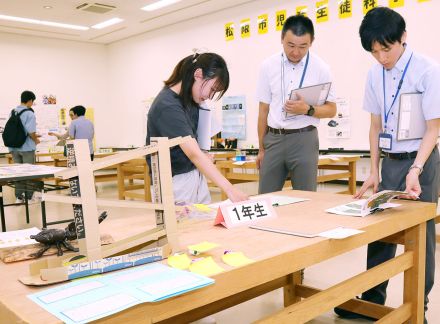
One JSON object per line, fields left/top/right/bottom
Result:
{"left": 334, "top": 7, "right": 440, "bottom": 323}
{"left": 256, "top": 14, "right": 336, "bottom": 194}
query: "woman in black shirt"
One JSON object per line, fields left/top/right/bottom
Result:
{"left": 147, "top": 52, "right": 248, "bottom": 204}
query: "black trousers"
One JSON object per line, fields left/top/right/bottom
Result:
{"left": 362, "top": 147, "right": 439, "bottom": 313}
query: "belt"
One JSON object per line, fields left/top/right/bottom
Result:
{"left": 383, "top": 151, "right": 418, "bottom": 160}
{"left": 267, "top": 125, "right": 315, "bottom": 135}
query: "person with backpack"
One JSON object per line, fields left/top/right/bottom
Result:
{"left": 5, "top": 90, "right": 42, "bottom": 203}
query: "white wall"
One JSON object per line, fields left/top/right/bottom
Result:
{"left": 0, "top": 32, "right": 108, "bottom": 147}
{"left": 107, "top": 0, "right": 439, "bottom": 150}
{"left": 0, "top": 1, "right": 437, "bottom": 150}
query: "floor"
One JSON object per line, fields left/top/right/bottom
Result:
{"left": 2, "top": 181, "right": 439, "bottom": 323}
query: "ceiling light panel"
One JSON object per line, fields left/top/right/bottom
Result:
{"left": 141, "top": 0, "right": 182, "bottom": 12}
{"left": 91, "top": 17, "right": 123, "bottom": 29}
{"left": 0, "top": 14, "right": 89, "bottom": 31}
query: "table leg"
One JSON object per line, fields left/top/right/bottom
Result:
{"left": 404, "top": 223, "right": 426, "bottom": 323}
{"left": 283, "top": 271, "right": 302, "bottom": 306}
{"left": 41, "top": 187, "right": 47, "bottom": 228}
{"left": 0, "top": 185, "right": 5, "bottom": 232}
{"left": 24, "top": 182, "right": 30, "bottom": 224}
{"left": 348, "top": 161, "right": 357, "bottom": 195}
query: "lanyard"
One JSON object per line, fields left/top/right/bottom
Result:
{"left": 281, "top": 51, "right": 310, "bottom": 105}
{"left": 382, "top": 52, "right": 413, "bottom": 129}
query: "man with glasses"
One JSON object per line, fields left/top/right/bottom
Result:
{"left": 256, "top": 15, "right": 336, "bottom": 194}
{"left": 50, "top": 106, "right": 94, "bottom": 161}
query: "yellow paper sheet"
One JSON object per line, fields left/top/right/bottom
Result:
{"left": 192, "top": 204, "right": 213, "bottom": 212}
{"left": 222, "top": 252, "right": 254, "bottom": 267}
{"left": 189, "top": 257, "right": 224, "bottom": 277}
{"left": 188, "top": 241, "right": 219, "bottom": 255}
{"left": 167, "top": 253, "right": 192, "bottom": 270}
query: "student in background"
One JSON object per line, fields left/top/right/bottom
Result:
{"left": 256, "top": 15, "right": 336, "bottom": 195}
{"left": 334, "top": 7, "right": 440, "bottom": 323}
{"left": 7, "top": 90, "right": 42, "bottom": 203}
{"left": 50, "top": 106, "right": 94, "bottom": 161}
{"left": 146, "top": 52, "right": 248, "bottom": 204}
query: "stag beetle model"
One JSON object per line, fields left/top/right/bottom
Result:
{"left": 29, "top": 211, "right": 108, "bottom": 258}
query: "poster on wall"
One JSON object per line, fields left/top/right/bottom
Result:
{"left": 326, "top": 98, "right": 351, "bottom": 139}
{"left": 34, "top": 95, "right": 61, "bottom": 152}
{"left": 221, "top": 96, "right": 246, "bottom": 140}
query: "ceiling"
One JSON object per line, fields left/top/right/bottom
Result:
{"left": 0, "top": 0, "right": 254, "bottom": 44}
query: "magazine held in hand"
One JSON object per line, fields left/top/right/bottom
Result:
{"left": 326, "top": 190, "right": 409, "bottom": 217}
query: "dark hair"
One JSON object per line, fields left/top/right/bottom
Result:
{"left": 359, "top": 7, "right": 406, "bottom": 52}
{"left": 282, "top": 15, "right": 314, "bottom": 40}
{"left": 21, "top": 90, "right": 36, "bottom": 104}
{"left": 70, "top": 105, "right": 86, "bottom": 116}
{"left": 164, "top": 52, "right": 229, "bottom": 109}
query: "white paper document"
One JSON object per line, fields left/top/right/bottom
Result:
{"left": 318, "top": 227, "right": 364, "bottom": 239}
{"left": 28, "top": 263, "right": 214, "bottom": 324}
{"left": 249, "top": 225, "right": 363, "bottom": 239}
{"left": 256, "top": 194, "right": 310, "bottom": 206}
{"left": 0, "top": 227, "right": 39, "bottom": 249}
{"left": 286, "top": 82, "right": 332, "bottom": 119}
{"left": 326, "top": 190, "right": 406, "bottom": 217}
{"left": 397, "top": 93, "right": 426, "bottom": 140}
{"left": 197, "top": 102, "right": 221, "bottom": 151}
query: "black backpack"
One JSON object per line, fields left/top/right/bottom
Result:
{"left": 2, "top": 108, "right": 34, "bottom": 148}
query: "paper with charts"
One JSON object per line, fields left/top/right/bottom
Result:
{"left": 326, "top": 190, "right": 407, "bottom": 217}
{"left": 28, "top": 263, "right": 214, "bottom": 324}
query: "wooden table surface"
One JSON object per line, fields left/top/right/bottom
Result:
{"left": 0, "top": 190, "right": 433, "bottom": 323}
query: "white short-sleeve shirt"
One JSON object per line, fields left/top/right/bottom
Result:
{"left": 256, "top": 50, "right": 336, "bottom": 129}
{"left": 363, "top": 45, "right": 440, "bottom": 153}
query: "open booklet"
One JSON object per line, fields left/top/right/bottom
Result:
{"left": 326, "top": 190, "right": 409, "bottom": 217}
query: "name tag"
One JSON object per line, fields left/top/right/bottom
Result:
{"left": 379, "top": 133, "right": 392, "bottom": 150}
{"left": 214, "top": 199, "right": 276, "bottom": 229}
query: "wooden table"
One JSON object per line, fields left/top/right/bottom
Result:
{"left": 0, "top": 164, "right": 68, "bottom": 231}
{"left": 0, "top": 190, "right": 433, "bottom": 323}
{"left": 216, "top": 155, "right": 361, "bottom": 199}
{"left": 6, "top": 152, "right": 65, "bottom": 166}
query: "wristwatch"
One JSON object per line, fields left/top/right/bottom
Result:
{"left": 409, "top": 163, "right": 423, "bottom": 175}
{"left": 306, "top": 105, "right": 315, "bottom": 116}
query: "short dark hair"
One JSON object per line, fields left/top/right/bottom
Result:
{"left": 164, "top": 52, "right": 229, "bottom": 109}
{"left": 282, "top": 15, "right": 314, "bottom": 40}
{"left": 21, "top": 90, "right": 36, "bottom": 104}
{"left": 359, "top": 7, "right": 406, "bottom": 52}
{"left": 70, "top": 105, "right": 86, "bottom": 116}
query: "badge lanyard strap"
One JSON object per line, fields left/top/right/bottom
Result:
{"left": 382, "top": 52, "right": 413, "bottom": 131}
{"left": 281, "top": 51, "right": 310, "bottom": 106}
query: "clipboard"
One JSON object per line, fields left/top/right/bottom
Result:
{"left": 397, "top": 93, "right": 426, "bottom": 141}
{"left": 285, "top": 82, "right": 332, "bottom": 119}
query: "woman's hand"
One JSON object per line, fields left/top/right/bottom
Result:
{"left": 225, "top": 186, "right": 249, "bottom": 203}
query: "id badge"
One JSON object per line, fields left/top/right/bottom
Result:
{"left": 379, "top": 133, "right": 392, "bottom": 150}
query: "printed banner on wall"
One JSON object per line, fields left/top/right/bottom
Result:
{"left": 363, "top": 0, "right": 378, "bottom": 15}
{"left": 296, "top": 6, "right": 308, "bottom": 16}
{"left": 275, "top": 10, "right": 286, "bottom": 31}
{"left": 225, "top": 22, "right": 234, "bottom": 41}
{"left": 339, "top": 0, "right": 352, "bottom": 19}
{"left": 257, "top": 14, "right": 268, "bottom": 34}
{"left": 240, "top": 19, "right": 251, "bottom": 38}
{"left": 316, "top": 0, "right": 329, "bottom": 23}
{"left": 389, "top": 0, "right": 404, "bottom": 8}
